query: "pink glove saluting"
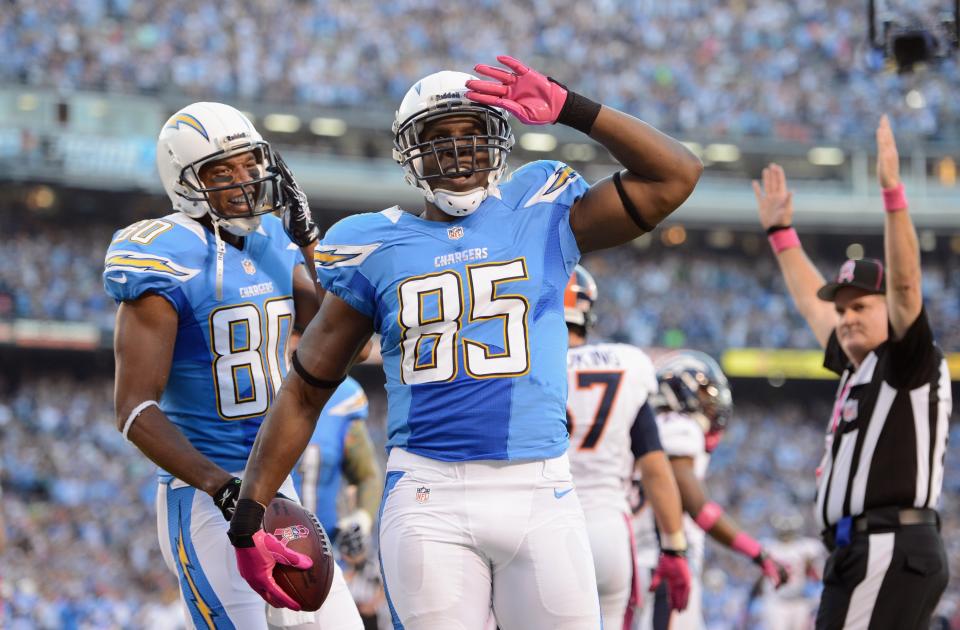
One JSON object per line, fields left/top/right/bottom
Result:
{"left": 465, "top": 55, "right": 569, "bottom": 126}
{"left": 650, "top": 551, "right": 692, "bottom": 611}
{"left": 230, "top": 500, "right": 313, "bottom": 610}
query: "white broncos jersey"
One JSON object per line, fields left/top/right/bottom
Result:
{"left": 566, "top": 342, "right": 658, "bottom": 514}
{"left": 635, "top": 411, "right": 712, "bottom": 573}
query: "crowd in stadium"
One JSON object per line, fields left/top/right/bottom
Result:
{"left": 4, "top": 0, "right": 957, "bottom": 141}
{"left": 2, "top": 376, "right": 958, "bottom": 628}
{"left": 2, "top": 222, "right": 958, "bottom": 354}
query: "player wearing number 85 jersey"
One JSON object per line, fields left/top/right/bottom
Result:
{"left": 106, "top": 102, "right": 362, "bottom": 629}
{"left": 229, "top": 55, "right": 702, "bottom": 630}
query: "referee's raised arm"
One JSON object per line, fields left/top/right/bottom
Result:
{"left": 877, "top": 114, "right": 923, "bottom": 340}
{"left": 753, "top": 117, "right": 951, "bottom": 630}
{"left": 752, "top": 164, "right": 835, "bottom": 348}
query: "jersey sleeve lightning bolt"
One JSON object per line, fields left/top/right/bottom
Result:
{"left": 291, "top": 376, "right": 369, "bottom": 534}
{"left": 104, "top": 213, "right": 303, "bottom": 479}
{"left": 316, "top": 160, "right": 588, "bottom": 462}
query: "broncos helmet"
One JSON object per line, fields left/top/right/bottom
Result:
{"left": 564, "top": 264, "right": 598, "bottom": 331}
{"left": 654, "top": 350, "right": 733, "bottom": 453}
{"left": 393, "top": 71, "right": 514, "bottom": 217}
{"left": 156, "top": 102, "right": 282, "bottom": 236}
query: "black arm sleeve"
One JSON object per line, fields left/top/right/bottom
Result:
{"left": 822, "top": 328, "right": 848, "bottom": 375}
{"left": 630, "top": 402, "right": 663, "bottom": 459}
{"left": 885, "top": 306, "right": 938, "bottom": 389}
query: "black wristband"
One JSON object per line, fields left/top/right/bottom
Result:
{"left": 553, "top": 82, "right": 602, "bottom": 135}
{"left": 765, "top": 224, "right": 793, "bottom": 235}
{"left": 613, "top": 171, "right": 656, "bottom": 233}
{"left": 662, "top": 548, "right": 687, "bottom": 558}
{"left": 291, "top": 351, "right": 347, "bottom": 390}
{"left": 227, "top": 499, "right": 265, "bottom": 548}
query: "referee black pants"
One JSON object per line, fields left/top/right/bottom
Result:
{"left": 816, "top": 523, "right": 947, "bottom": 629}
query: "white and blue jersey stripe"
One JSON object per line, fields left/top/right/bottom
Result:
{"left": 316, "top": 160, "right": 588, "bottom": 462}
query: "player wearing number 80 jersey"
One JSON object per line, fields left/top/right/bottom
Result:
{"left": 230, "top": 56, "right": 702, "bottom": 630}
{"left": 106, "top": 102, "right": 361, "bottom": 629}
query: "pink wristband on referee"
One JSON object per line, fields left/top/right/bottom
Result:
{"left": 694, "top": 501, "right": 723, "bottom": 531}
{"left": 882, "top": 183, "right": 907, "bottom": 212}
{"left": 731, "top": 532, "right": 763, "bottom": 559}
{"left": 768, "top": 227, "right": 800, "bottom": 254}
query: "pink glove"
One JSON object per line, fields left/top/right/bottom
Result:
{"left": 756, "top": 551, "right": 790, "bottom": 588}
{"left": 234, "top": 529, "right": 313, "bottom": 610}
{"left": 465, "top": 55, "right": 568, "bottom": 125}
{"left": 649, "top": 552, "right": 691, "bottom": 611}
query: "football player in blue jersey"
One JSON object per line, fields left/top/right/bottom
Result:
{"left": 292, "top": 340, "right": 383, "bottom": 560}
{"left": 229, "top": 56, "right": 703, "bottom": 629}
{"left": 107, "top": 102, "right": 363, "bottom": 629}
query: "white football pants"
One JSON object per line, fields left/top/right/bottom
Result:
{"left": 156, "top": 474, "right": 362, "bottom": 630}
{"left": 378, "top": 448, "right": 602, "bottom": 630}
{"left": 584, "top": 507, "right": 635, "bottom": 629}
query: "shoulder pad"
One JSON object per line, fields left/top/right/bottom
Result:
{"left": 500, "top": 160, "right": 586, "bottom": 209}
{"left": 619, "top": 344, "right": 658, "bottom": 391}
{"left": 103, "top": 215, "right": 206, "bottom": 302}
{"left": 656, "top": 412, "right": 706, "bottom": 458}
{"left": 314, "top": 213, "right": 386, "bottom": 271}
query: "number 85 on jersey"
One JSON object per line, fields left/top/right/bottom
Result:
{"left": 397, "top": 258, "right": 530, "bottom": 385}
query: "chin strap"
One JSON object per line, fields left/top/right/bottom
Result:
{"left": 431, "top": 187, "right": 487, "bottom": 217}
{"left": 212, "top": 218, "right": 226, "bottom": 301}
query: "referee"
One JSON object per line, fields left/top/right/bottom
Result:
{"left": 752, "top": 115, "right": 951, "bottom": 630}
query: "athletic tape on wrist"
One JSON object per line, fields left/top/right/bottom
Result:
{"left": 661, "top": 529, "right": 688, "bottom": 552}
{"left": 121, "top": 400, "right": 159, "bottom": 441}
{"left": 556, "top": 88, "right": 602, "bottom": 135}
{"left": 882, "top": 182, "right": 907, "bottom": 212}
{"left": 694, "top": 501, "right": 723, "bottom": 531}
{"left": 228, "top": 499, "right": 266, "bottom": 547}
{"left": 768, "top": 227, "right": 800, "bottom": 254}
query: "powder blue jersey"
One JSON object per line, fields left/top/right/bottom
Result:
{"left": 291, "top": 376, "right": 369, "bottom": 534}
{"left": 315, "top": 160, "right": 588, "bottom": 462}
{"left": 103, "top": 213, "right": 303, "bottom": 479}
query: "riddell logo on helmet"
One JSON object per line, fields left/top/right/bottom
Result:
{"left": 433, "top": 91, "right": 467, "bottom": 101}
{"left": 224, "top": 132, "right": 249, "bottom": 142}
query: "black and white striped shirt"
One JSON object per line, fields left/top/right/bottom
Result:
{"left": 815, "top": 308, "right": 952, "bottom": 530}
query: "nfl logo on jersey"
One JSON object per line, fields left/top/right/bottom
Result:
{"left": 446, "top": 226, "right": 464, "bottom": 240}
{"left": 242, "top": 258, "right": 257, "bottom": 274}
{"left": 415, "top": 486, "right": 431, "bottom": 503}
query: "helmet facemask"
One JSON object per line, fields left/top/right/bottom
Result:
{"left": 394, "top": 101, "right": 513, "bottom": 216}
{"left": 177, "top": 141, "right": 282, "bottom": 235}
{"left": 653, "top": 351, "right": 733, "bottom": 453}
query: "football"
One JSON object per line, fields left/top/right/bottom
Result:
{"left": 262, "top": 497, "right": 335, "bottom": 612}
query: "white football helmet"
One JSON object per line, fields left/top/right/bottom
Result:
{"left": 156, "top": 102, "right": 281, "bottom": 236}
{"left": 393, "top": 71, "right": 514, "bottom": 217}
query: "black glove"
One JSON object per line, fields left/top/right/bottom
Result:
{"left": 275, "top": 151, "right": 319, "bottom": 247}
{"left": 213, "top": 477, "right": 243, "bottom": 522}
